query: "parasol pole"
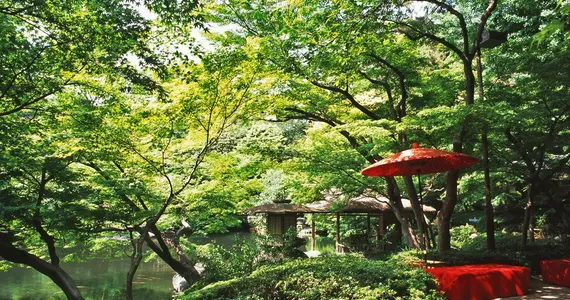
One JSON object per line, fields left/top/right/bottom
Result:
{"left": 416, "top": 169, "right": 427, "bottom": 267}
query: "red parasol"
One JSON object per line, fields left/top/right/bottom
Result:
{"left": 361, "top": 143, "right": 479, "bottom": 177}
{"left": 361, "top": 142, "right": 479, "bottom": 258}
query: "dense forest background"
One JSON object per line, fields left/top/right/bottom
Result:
{"left": 1, "top": 0, "right": 569, "bottom": 299}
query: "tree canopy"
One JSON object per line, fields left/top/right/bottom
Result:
{"left": 1, "top": 0, "right": 570, "bottom": 299}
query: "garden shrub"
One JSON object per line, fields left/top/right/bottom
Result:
{"left": 449, "top": 224, "right": 477, "bottom": 249}
{"left": 179, "top": 255, "right": 445, "bottom": 300}
{"left": 195, "top": 229, "right": 308, "bottom": 287}
{"left": 461, "top": 231, "right": 522, "bottom": 251}
{"left": 196, "top": 239, "right": 262, "bottom": 285}
{"left": 389, "top": 249, "right": 424, "bottom": 265}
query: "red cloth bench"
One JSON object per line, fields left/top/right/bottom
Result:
{"left": 541, "top": 259, "right": 570, "bottom": 287}
{"left": 426, "top": 264, "right": 531, "bottom": 300}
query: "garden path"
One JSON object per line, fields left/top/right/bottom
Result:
{"left": 497, "top": 277, "right": 570, "bottom": 300}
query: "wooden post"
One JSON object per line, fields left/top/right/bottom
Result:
{"left": 335, "top": 213, "right": 340, "bottom": 253}
{"left": 367, "top": 215, "right": 371, "bottom": 239}
{"left": 311, "top": 217, "right": 316, "bottom": 251}
{"left": 378, "top": 214, "right": 385, "bottom": 235}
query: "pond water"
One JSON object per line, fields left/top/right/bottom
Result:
{"left": 0, "top": 258, "right": 175, "bottom": 300}
{"left": 0, "top": 232, "right": 252, "bottom": 300}
{"left": 0, "top": 232, "right": 335, "bottom": 299}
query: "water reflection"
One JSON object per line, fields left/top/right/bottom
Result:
{"left": 0, "top": 259, "right": 174, "bottom": 300}
{"left": 0, "top": 232, "right": 253, "bottom": 300}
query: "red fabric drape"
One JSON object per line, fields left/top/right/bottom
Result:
{"left": 427, "top": 264, "right": 530, "bottom": 300}
{"left": 541, "top": 259, "right": 570, "bottom": 287}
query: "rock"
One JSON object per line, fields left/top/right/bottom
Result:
{"left": 172, "top": 263, "right": 205, "bottom": 293}
{"left": 172, "top": 273, "right": 189, "bottom": 293}
{"left": 194, "top": 263, "right": 205, "bottom": 274}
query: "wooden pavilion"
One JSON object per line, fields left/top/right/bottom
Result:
{"left": 242, "top": 202, "right": 325, "bottom": 235}
{"left": 242, "top": 190, "right": 435, "bottom": 253}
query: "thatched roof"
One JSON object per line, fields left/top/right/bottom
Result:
{"left": 305, "top": 193, "right": 435, "bottom": 214}
{"left": 242, "top": 190, "right": 435, "bottom": 215}
{"left": 241, "top": 202, "right": 326, "bottom": 214}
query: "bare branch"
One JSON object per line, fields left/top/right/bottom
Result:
{"left": 470, "top": 0, "right": 499, "bottom": 58}
{"left": 78, "top": 161, "right": 141, "bottom": 211}
{"left": 287, "top": 107, "right": 340, "bottom": 126}
{"left": 505, "top": 128, "right": 537, "bottom": 174}
{"left": 395, "top": 21, "right": 468, "bottom": 63}
{"left": 415, "top": 0, "right": 469, "bottom": 54}
{"left": 0, "top": 64, "right": 87, "bottom": 117}
{"left": 311, "top": 80, "right": 381, "bottom": 120}
{"left": 32, "top": 168, "right": 59, "bottom": 266}
{"left": 359, "top": 71, "right": 398, "bottom": 120}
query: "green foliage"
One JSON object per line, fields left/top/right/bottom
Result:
{"left": 195, "top": 239, "right": 262, "bottom": 286}
{"left": 533, "top": 1, "right": 570, "bottom": 45}
{"left": 449, "top": 224, "right": 478, "bottom": 249}
{"left": 193, "top": 230, "right": 307, "bottom": 288}
{"left": 0, "top": 0, "right": 197, "bottom": 117}
{"left": 180, "top": 255, "right": 444, "bottom": 300}
{"left": 3, "top": 0, "right": 570, "bottom": 297}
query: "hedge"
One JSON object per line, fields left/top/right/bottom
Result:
{"left": 179, "top": 255, "right": 444, "bottom": 300}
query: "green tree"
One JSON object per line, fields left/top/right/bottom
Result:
{"left": 0, "top": 105, "right": 93, "bottom": 299}
{"left": 0, "top": 1, "right": 204, "bottom": 298}
{"left": 0, "top": 0, "right": 197, "bottom": 117}
{"left": 210, "top": 0, "right": 437, "bottom": 248}
{"left": 483, "top": 1, "right": 570, "bottom": 243}
{"left": 68, "top": 47, "right": 261, "bottom": 298}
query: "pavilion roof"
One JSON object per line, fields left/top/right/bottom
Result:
{"left": 305, "top": 192, "right": 436, "bottom": 214}
{"left": 241, "top": 202, "right": 325, "bottom": 214}
{"left": 242, "top": 190, "right": 435, "bottom": 215}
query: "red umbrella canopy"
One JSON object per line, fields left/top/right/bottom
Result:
{"left": 361, "top": 143, "right": 479, "bottom": 177}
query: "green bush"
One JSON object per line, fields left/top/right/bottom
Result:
{"left": 388, "top": 249, "right": 422, "bottom": 264}
{"left": 461, "top": 231, "right": 522, "bottom": 251}
{"left": 196, "top": 239, "right": 261, "bottom": 285}
{"left": 195, "top": 230, "right": 308, "bottom": 287}
{"left": 179, "top": 255, "right": 445, "bottom": 300}
{"left": 450, "top": 224, "right": 477, "bottom": 249}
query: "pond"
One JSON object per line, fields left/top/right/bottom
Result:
{"left": 0, "top": 232, "right": 252, "bottom": 300}
{"left": 0, "top": 258, "right": 175, "bottom": 300}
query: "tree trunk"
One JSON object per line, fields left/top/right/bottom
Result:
{"left": 385, "top": 177, "right": 419, "bottom": 248}
{"left": 435, "top": 56, "right": 475, "bottom": 253}
{"left": 482, "top": 129, "right": 496, "bottom": 251}
{"left": 143, "top": 232, "right": 201, "bottom": 284}
{"left": 0, "top": 245, "right": 84, "bottom": 300}
{"left": 529, "top": 221, "right": 535, "bottom": 242}
{"left": 394, "top": 220, "right": 403, "bottom": 244}
{"left": 522, "top": 181, "right": 537, "bottom": 246}
{"left": 126, "top": 229, "right": 147, "bottom": 300}
{"left": 476, "top": 48, "right": 484, "bottom": 101}
{"left": 427, "top": 218, "right": 437, "bottom": 248}
{"left": 401, "top": 219, "right": 418, "bottom": 248}
{"left": 126, "top": 252, "right": 142, "bottom": 300}
{"left": 438, "top": 116, "right": 470, "bottom": 252}
{"left": 403, "top": 176, "right": 427, "bottom": 250}
{"left": 438, "top": 169, "right": 459, "bottom": 252}
{"left": 464, "top": 61, "right": 476, "bottom": 105}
